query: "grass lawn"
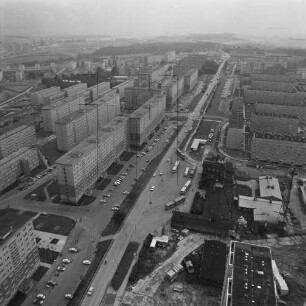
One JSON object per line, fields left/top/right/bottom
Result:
{"left": 119, "top": 151, "right": 135, "bottom": 162}
{"left": 111, "top": 242, "right": 139, "bottom": 290}
{"left": 67, "top": 239, "right": 113, "bottom": 306}
{"left": 95, "top": 178, "right": 112, "bottom": 191}
{"left": 33, "top": 214, "right": 75, "bottom": 236}
{"left": 236, "top": 184, "right": 252, "bottom": 197}
{"left": 41, "top": 140, "right": 65, "bottom": 165}
{"left": 38, "top": 248, "right": 59, "bottom": 264}
{"left": 7, "top": 291, "right": 27, "bottom": 306}
{"left": 188, "top": 94, "right": 202, "bottom": 111}
{"left": 107, "top": 163, "right": 124, "bottom": 175}
{"left": 31, "top": 266, "right": 49, "bottom": 281}
{"left": 24, "top": 180, "right": 51, "bottom": 201}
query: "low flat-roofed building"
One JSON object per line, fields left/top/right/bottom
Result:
{"left": 258, "top": 176, "right": 282, "bottom": 201}
{"left": 199, "top": 240, "right": 227, "bottom": 286}
{"left": 0, "top": 209, "right": 40, "bottom": 306}
{"left": 221, "top": 241, "right": 277, "bottom": 306}
{"left": 191, "top": 138, "right": 207, "bottom": 151}
{"left": 238, "top": 195, "right": 283, "bottom": 224}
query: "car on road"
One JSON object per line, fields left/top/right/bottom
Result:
{"left": 68, "top": 247, "right": 79, "bottom": 253}
{"left": 112, "top": 207, "right": 119, "bottom": 211}
{"left": 141, "top": 168, "right": 145, "bottom": 171}
{"left": 62, "top": 258, "right": 71, "bottom": 264}
{"left": 146, "top": 160, "right": 150, "bottom": 163}
{"left": 54, "top": 271, "right": 60, "bottom": 277}
{"left": 33, "top": 298, "right": 43, "bottom": 305}
{"left": 137, "top": 154, "right": 141, "bottom": 158}
{"left": 36, "top": 294, "right": 46, "bottom": 300}
{"left": 100, "top": 199, "right": 107, "bottom": 203}
{"left": 64, "top": 294, "right": 73, "bottom": 300}
{"left": 87, "top": 286, "right": 94, "bottom": 296}
{"left": 114, "top": 204, "right": 120, "bottom": 208}
{"left": 56, "top": 266, "right": 66, "bottom": 272}
{"left": 47, "top": 280, "right": 57, "bottom": 287}
{"left": 153, "top": 173, "right": 156, "bottom": 177}
{"left": 123, "top": 191, "right": 129, "bottom": 195}
{"left": 83, "top": 260, "right": 91, "bottom": 265}
{"left": 150, "top": 186, "right": 155, "bottom": 191}
{"left": 104, "top": 194, "right": 111, "bottom": 197}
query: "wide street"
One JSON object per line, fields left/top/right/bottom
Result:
{"left": 0, "top": 57, "right": 228, "bottom": 306}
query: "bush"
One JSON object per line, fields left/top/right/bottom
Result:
{"left": 111, "top": 242, "right": 139, "bottom": 290}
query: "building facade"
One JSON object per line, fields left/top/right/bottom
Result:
{"left": 251, "top": 133, "right": 306, "bottom": 165}
{"left": 162, "top": 76, "right": 184, "bottom": 109}
{"left": 56, "top": 116, "right": 129, "bottom": 203}
{"left": 63, "top": 83, "right": 87, "bottom": 97}
{"left": 129, "top": 95, "right": 166, "bottom": 147}
{"left": 31, "top": 86, "right": 61, "bottom": 106}
{"left": 124, "top": 87, "right": 163, "bottom": 110}
{"left": 0, "top": 211, "right": 40, "bottom": 306}
{"left": 0, "top": 125, "right": 36, "bottom": 159}
{"left": 184, "top": 68, "right": 198, "bottom": 92}
{"left": 55, "top": 92, "right": 120, "bottom": 151}
{"left": 0, "top": 147, "right": 39, "bottom": 194}
{"left": 42, "top": 95, "right": 85, "bottom": 132}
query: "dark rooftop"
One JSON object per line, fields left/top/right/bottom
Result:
{"left": 232, "top": 242, "right": 276, "bottom": 306}
{"left": 0, "top": 208, "right": 37, "bottom": 246}
{"left": 200, "top": 240, "right": 227, "bottom": 285}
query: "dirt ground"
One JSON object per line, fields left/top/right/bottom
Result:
{"left": 271, "top": 244, "right": 306, "bottom": 306}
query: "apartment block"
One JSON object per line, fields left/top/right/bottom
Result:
{"left": 87, "top": 82, "right": 111, "bottom": 102}
{"left": 162, "top": 76, "right": 184, "bottom": 109}
{"left": 63, "top": 83, "right": 87, "bottom": 97}
{"left": 0, "top": 147, "right": 39, "bottom": 193}
{"left": 129, "top": 94, "right": 166, "bottom": 147}
{"left": 251, "top": 133, "right": 306, "bottom": 165}
{"left": 251, "top": 73, "right": 296, "bottom": 83}
{"left": 139, "top": 64, "right": 170, "bottom": 85}
{"left": 184, "top": 68, "right": 198, "bottom": 92}
{"left": 0, "top": 210, "right": 40, "bottom": 306}
{"left": 0, "top": 125, "right": 36, "bottom": 159}
{"left": 250, "top": 80, "right": 296, "bottom": 93}
{"left": 250, "top": 113, "right": 300, "bottom": 136}
{"left": 31, "top": 86, "right": 61, "bottom": 105}
{"left": 56, "top": 116, "right": 129, "bottom": 203}
{"left": 42, "top": 95, "right": 85, "bottom": 132}
{"left": 255, "top": 101, "right": 306, "bottom": 123}
{"left": 244, "top": 89, "right": 305, "bottom": 106}
{"left": 42, "top": 91, "right": 66, "bottom": 105}
{"left": 55, "top": 92, "right": 120, "bottom": 151}
{"left": 221, "top": 241, "right": 276, "bottom": 306}
{"left": 124, "top": 87, "right": 163, "bottom": 110}
{"left": 178, "top": 54, "right": 207, "bottom": 69}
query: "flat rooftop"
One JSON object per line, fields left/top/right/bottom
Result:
{"left": 231, "top": 241, "right": 276, "bottom": 306}
{"left": 258, "top": 176, "right": 282, "bottom": 201}
{"left": 55, "top": 106, "right": 94, "bottom": 125}
{"left": 42, "top": 94, "right": 85, "bottom": 110}
{"left": 0, "top": 208, "right": 37, "bottom": 246}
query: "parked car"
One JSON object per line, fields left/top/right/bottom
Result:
{"left": 150, "top": 186, "right": 155, "bottom": 191}
{"left": 33, "top": 298, "right": 43, "bottom": 305}
{"left": 56, "top": 266, "right": 66, "bottom": 272}
{"left": 62, "top": 258, "right": 71, "bottom": 264}
{"left": 87, "top": 286, "right": 94, "bottom": 296}
{"left": 36, "top": 294, "right": 46, "bottom": 300}
{"left": 83, "top": 260, "right": 91, "bottom": 265}
{"left": 47, "top": 280, "right": 57, "bottom": 287}
{"left": 100, "top": 199, "right": 107, "bottom": 203}
{"left": 64, "top": 294, "right": 73, "bottom": 300}
{"left": 112, "top": 207, "right": 119, "bottom": 211}
{"left": 68, "top": 247, "right": 79, "bottom": 253}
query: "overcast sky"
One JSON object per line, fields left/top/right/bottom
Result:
{"left": 1, "top": 0, "right": 306, "bottom": 38}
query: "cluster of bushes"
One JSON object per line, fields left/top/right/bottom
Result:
{"left": 67, "top": 239, "right": 113, "bottom": 306}
{"left": 111, "top": 242, "right": 139, "bottom": 290}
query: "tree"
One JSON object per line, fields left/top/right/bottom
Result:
{"left": 200, "top": 60, "right": 219, "bottom": 75}
{"left": 113, "top": 210, "right": 126, "bottom": 224}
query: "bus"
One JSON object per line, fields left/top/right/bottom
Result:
{"left": 165, "top": 195, "right": 186, "bottom": 210}
{"left": 180, "top": 180, "right": 192, "bottom": 195}
{"left": 189, "top": 166, "right": 197, "bottom": 178}
{"left": 172, "top": 161, "right": 180, "bottom": 174}
{"left": 184, "top": 167, "right": 190, "bottom": 177}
